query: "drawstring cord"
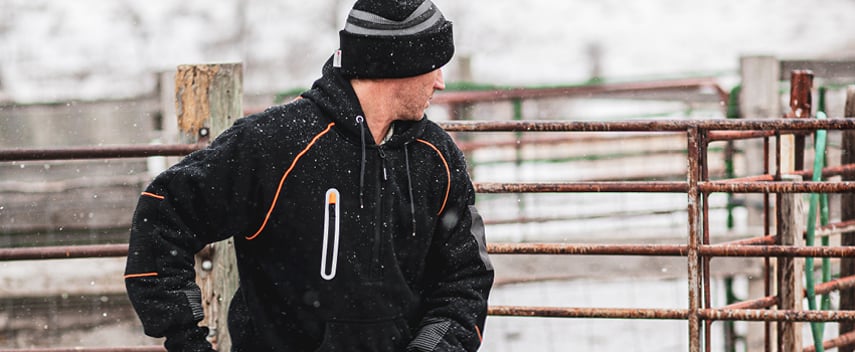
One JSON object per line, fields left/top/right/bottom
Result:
{"left": 356, "top": 115, "right": 415, "bottom": 236}
{"left": 356, "top": 116, "right": 366, "bottom": 209}
{"left": 404, "top": 142, "right": 417, "bottom": 237}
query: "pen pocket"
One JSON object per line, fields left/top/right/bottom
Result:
{"left": 320, "top": 188, "right": 341, "bottom": 280}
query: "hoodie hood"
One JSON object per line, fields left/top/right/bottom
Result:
{"left": 301, "top": 55, "right": 428, "bottom": 149}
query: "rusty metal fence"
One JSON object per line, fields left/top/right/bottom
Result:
{"left": 2, "top": 77, "right": 855, "bottom": 352}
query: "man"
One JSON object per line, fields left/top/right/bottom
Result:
{"left": 123, "top": 0, "right": 494, "bottom": 351}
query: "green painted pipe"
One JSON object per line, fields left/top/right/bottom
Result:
{"left": 806, "top": 111, "right": 828, "bottom": 352}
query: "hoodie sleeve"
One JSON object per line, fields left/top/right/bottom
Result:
{"left": 124, "top": 118, "right": 262, "bottom": 351}
{"left": 408, "top": 144, "right": 494, "bottom": 352}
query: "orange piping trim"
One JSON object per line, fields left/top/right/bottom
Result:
{"left": 246, "top": 122, "right": 335, "bottom": 240}
{"left": 124, "top": 272, "right": 158, "bottom": 279}
{"left": 475, "top": 324, "right": 483, "bottom": 342}
{"left": 416, "top": 139, "right": 451, "bottom": 215}
{"left": 141, "top": 192, "right": 165, "bottom": 200}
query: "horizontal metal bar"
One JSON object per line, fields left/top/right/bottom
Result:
{"left": 438, "top": 119, "right": 855, "bottom": 133}
{"left": 714, "top": 220, "right": 855, "bottom": 248}
{"left": 814, "top": 219, "right": 855, "bottom": 238}
{"left": 723, "top": 275, "right": 855, "bottom": 310}
{"left": 700, "top": 245, "right": 855, "bottom": 258}
{"left": 700, "top": 181, "right": 855, "bottom": 193}
{"left": 474, "top": 181, "right": 855, "bottom": 194}
{"left": 699, "top": 308, "right": 855, "bottom": 322}
{"left": 803, "top": 329, "right": 855, "bottom": 352}
{"left": 489, "top": 305, "right": 690, "bottom": 320}
{"left": 0, "top": 144, "right": 202, "bottom": 162}
{"left": 718, "top": 235, "right": 776, "bottom": 246}
{"left": 488, "top": 243, "right": 855, "bottom": 258}
{"left": 724, "top": 164, "right": 855, "bottom": 183}
{"left": 489, "top": 305, "right": 855, "bottom": 322}
{"left": 0, "top": 244, "right": 128, "bottom": 261}
{"left": 488, "top": 243, "right": 688, "bottom": 256}
{"left": 722, "top": 296, "right": 778, "bottom": 310}
{"left": 708, "top": 130, "right": 776, "bottom": 141}
{"left": 475, "top": 181, "right": 688, "bottom": 193}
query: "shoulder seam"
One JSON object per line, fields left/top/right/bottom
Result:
{"left": 416, "top": 138, "right": 451, "bottom": 215}
{"left": 246, "top": 122, "right": 336, "bottom": 240}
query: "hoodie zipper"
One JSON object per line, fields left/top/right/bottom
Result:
{"left": 371, "top": 147, "right": 387, "bottom": 280}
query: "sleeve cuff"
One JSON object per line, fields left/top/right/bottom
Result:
{"left": 407, "top": 318, "right": 452, "bottom": 352}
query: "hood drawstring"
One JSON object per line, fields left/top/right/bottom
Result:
{"left": 403, "top": 142, "right": 417, "bottom": 237}
{"left": 356, "top": 115, "right": 366, "bottom": 209}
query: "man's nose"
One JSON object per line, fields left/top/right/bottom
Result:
{"left": 434, "top": 69, "right": 446, "bottom": 91}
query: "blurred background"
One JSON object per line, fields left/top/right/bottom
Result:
{"left": 1, "top": 0, "right": 854, "bottom": 351}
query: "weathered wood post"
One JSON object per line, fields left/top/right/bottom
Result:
{"left": 777, "top": 176, "right": 805, "bottom": 352}
{"left": 175, "top": 63, "right": 243, "bottom": 351}
{"left": 841, "top": 85, "right": 855, "bottom": 352}
{"left": 776, "top": 70, "right": 812, "bottom": 352}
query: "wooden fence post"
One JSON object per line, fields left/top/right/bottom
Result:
{"left": 774, "top": 70, "right": 811, "bottom": 352}
{"left": 841, "top": 85, "right": 855, "bottom": 352}
{"left": 175, "top": 63, "right": 243, "bottom": 351}
{"left": 778, "top": 175, "right": 805, "bottom": 352}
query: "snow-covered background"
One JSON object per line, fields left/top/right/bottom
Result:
{"left": 1, "top": 0, "right": 854, "bottom": 102}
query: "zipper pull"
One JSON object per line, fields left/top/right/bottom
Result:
{"left": 378, "top": 148, "right": 388, "bottom": 181}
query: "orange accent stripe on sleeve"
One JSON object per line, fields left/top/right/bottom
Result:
{"left": 123, "top": 272, "right": 158, "bottom": 279}
{"left": 141, "top": 192, "right": 165, "bottom": 200}
{"left": 246, "top": 122, "right": 336, "bottom": 240}
{"left": 416, "top": 139, "right": 451, "bottom": 215}
{"left": 475, "top": 324, "right": 483, "bottom": 342}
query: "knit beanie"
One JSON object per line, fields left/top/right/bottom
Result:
{"left": 336, "top": 0, "right": 454, "bottom": 79}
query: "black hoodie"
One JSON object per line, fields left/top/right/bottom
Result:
{"left": 124, "top": 59, "right": 494, "bottom": 351}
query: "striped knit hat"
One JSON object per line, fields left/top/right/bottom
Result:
{"left": 336, "top": 0, "right": 454, "bottom": 79}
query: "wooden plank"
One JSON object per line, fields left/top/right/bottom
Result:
{"left": 778, "top": 174, "right": 805, "bottom": 352}
{"left": 842, "top": 85, "right": 855, "bottom": 352}
{"left": 176, "top": 63, "right": 242, "bottom": 352}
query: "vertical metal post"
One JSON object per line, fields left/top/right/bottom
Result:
{"left": 700, "top": 130, "right": 713, "bottom": 352}
{"left": 764, "top": 134, "right": 773, "bottom": 352}
{"left": 688, "top": 127, "right": 702, "bottom": 352}
{"left": 788, "top": 70, "right": 813, "bottom": 172}
{"left": 763, "top": 132, "right": 780, "bottom": 352}
{"left": 841, "top": 85, "right": 855, "bottom": 352}
{"left": 175, "top": 63, "right": 243, "bottom": 352}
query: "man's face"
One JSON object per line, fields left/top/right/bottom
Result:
{"left": 394, "top": 68, "right": 445, "bottom": 120}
